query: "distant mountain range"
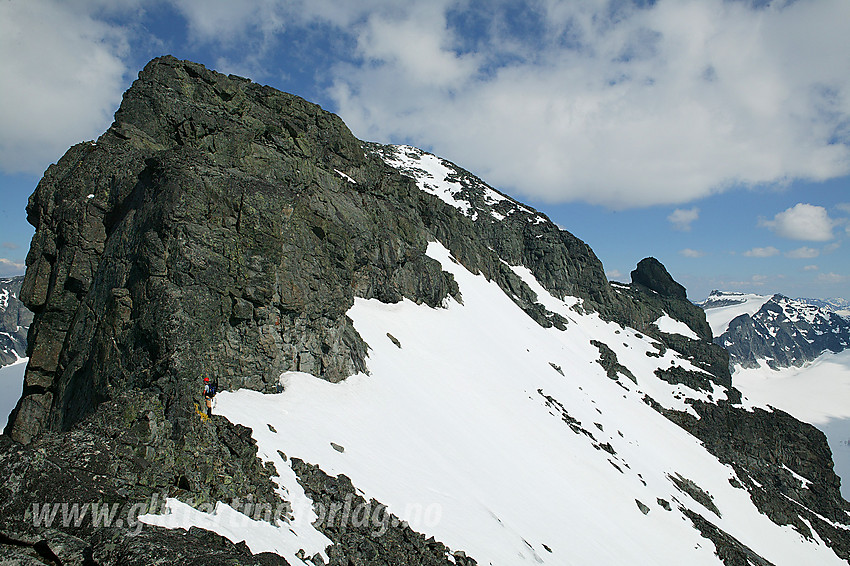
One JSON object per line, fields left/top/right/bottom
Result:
{"left": 699, "top": 290, "right": 850, "bottom": 369}
{"left": 0, "top": 276, "right": 31, "bottom": 367}
{"left": 800, "top": 297, "right": 850, "bottom": 318}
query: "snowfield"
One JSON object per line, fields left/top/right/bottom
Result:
{"left": 653, "top": 313, "right": 700, "bottom": 340}
{"left": 0, "top": 358, "right": 26, "bottom": 431}
{"left": 141, "top": 243, "right": 849, "bottom": 565}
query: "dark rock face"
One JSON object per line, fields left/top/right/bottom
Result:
{"left": 0, "top": 408, "right": 288, "bottom": 565}
{"left": 631, "top": 257, "right": 687, "bottom": 300}
{"left": 590, "top": 339, "right": 636, "bottom": 383}
{"left": 0, "top": 276, "right": 32, "bottom": 367}
{"left": 8, "top": 56, "right": 628, "bottom": 448}
{"left": 364, "top": 143, "right": 618, "bottom": 327}
{"left": 712, "top": 294, "right": 850, "bottom": 369}
{"left": 9, "top": 56, "right": 463, "bottom": 445}
{"left": 611, "top": 264, "right": 731, "bottom": 391}
{"left": 3, "top": 55, "right": 488, "bottom": 564}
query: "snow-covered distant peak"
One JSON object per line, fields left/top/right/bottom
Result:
{"left": 368, "top": 144, "right": 548, "bottom": 225}
{"left": 800, "top": 297, "right": 850, "bottom": 318}
{"left": 699, "top": 291, "right": 772, "bottom": 338}
{"left": 0, "top": 276, "right": 31, "bottom": 368}
{"left": 772, "top": 295, "right": 831, "bottom": 326}
{"left": 702, "top": 291, "right": 850, "bottom": 370}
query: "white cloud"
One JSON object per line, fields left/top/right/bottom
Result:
{"left": 168, "top": 0, "right": 310, "bottom": 79}
{"left": 326, "top": 0, "right": 850, "bottom": 208}
{"left": 6, "top": 0, "right": 850, "bottom": 209}
{"left": 0, "top": 0, "right": 131, "bottom": 174}
{"left": 804, "top": 264, "right": 819, "bottom": 271}
{"left": 0, "top": 258, "right": 25, "bottom": 274}
{"left": 170, "top": 0, "right": 286, "bottom": 45}
{"left": 606, "top": 269, "right": 623, "bottom": 280}
{"left": 785, "top": 246, "right": 820, "bottom": 259}
{"left": 836, "top": 203, "right": 850, "bottom": 214}
{"left": 743, "top": 246, "right": 779, "bottom": 258}
{"left": 679, "top": 248, "right": 705, "bottom": 258}
{"left": 824, "top": 241, "right": 842, "bottom": 253}
{"left": 668, "top": 208, "right": 699, "bottom": 231}
{"left": 726, "top": 274, "right": 770, "bottom": 288}
{"left": 819, "top": 272, "right": 848, "bottom": 283}
{"left": 759, "top": 203, "right": 836, "bottom": 241}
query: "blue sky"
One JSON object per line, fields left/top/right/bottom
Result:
{"left": 1, "top": 0, "right": 848, "bottom": 301}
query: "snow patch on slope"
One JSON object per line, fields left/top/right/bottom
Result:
{"left": 653, "top": 314, "right": 700, "bottom": 340}
{"left": 140, "top": 497, "right": 331, "bottom": 563}
{"left": 378, "top": 145, "right": 477, "bottom": 219}
{"left": 186, "top": 242, "right": 848, "bottom": 565}
{"left": 374, "top": 145, "right": 548, "bottom": 225}
{"left": 506, "top": 262, "right": 581, "bottom": 317}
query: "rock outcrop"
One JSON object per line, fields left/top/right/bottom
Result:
{"left": 631, "top": 257, "right": 687, "bottom": 300}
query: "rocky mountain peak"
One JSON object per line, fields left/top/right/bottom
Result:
{"left": 9, "top": 55, "right": 638, "bottom": 446}
{"left": 631, "top": 256, "right": 687, "bottom": 299}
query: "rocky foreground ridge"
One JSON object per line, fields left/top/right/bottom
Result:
{"left": 1, "top": 56, "right": 849, "bottom": 564}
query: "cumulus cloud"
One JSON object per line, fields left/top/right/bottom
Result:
{"left": 326, "top": 0, "right": 850, "bottom": 208}
{"left": 170, "top": 0, "right": 285, "bottom": 45}
{"left": 5, "top": 0, "right": 850, "bottom": 208}
{"left": 0, "top": 258, "right": 25, "bottom": 274}
{"left": 759, "top": 203, "right": 836, "bottom": 241}
{"left": 726, "top": 274, "right": 769, "bottom": 288}
{"left": 824, "top": 241, "right": 842, "bottom": 254}
{"left": 819, "top": 272, "right": 848, "bottom": 283}
{"left": 785, "top": 246, "right": 820, "bottom": 259}
{"left": 668, "top": 208, "right": 699, "bottom": 232}
{"left": 0, "top": 0, "right": 131, "bottom": 174}
{"left": 679, "top": 248, "right": 706, "bottom": 258}
{"left": 743, "top": 246, "right": 780, "bottom": 257}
